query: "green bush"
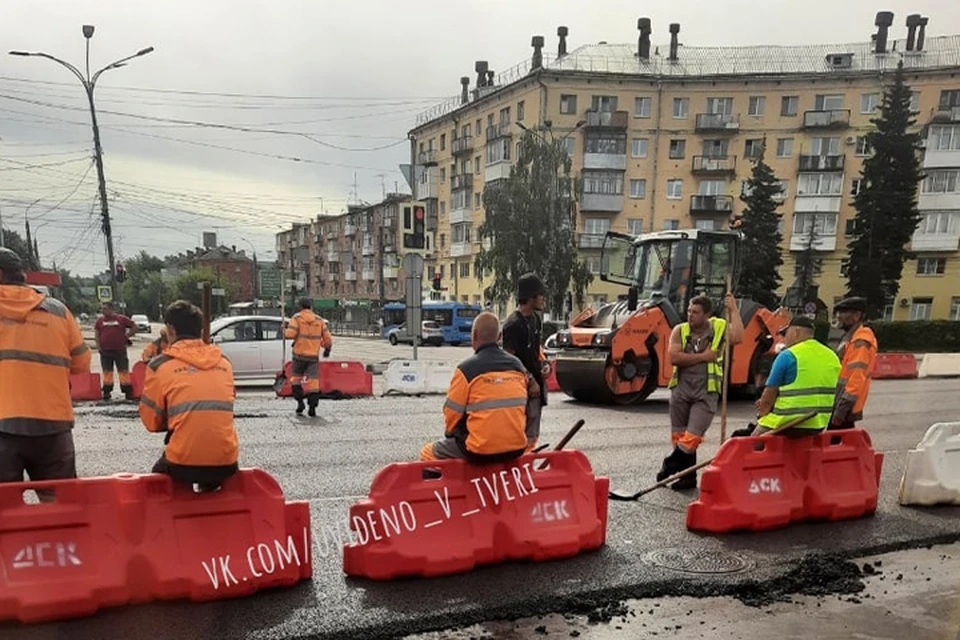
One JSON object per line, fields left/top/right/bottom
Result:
{"left": 869, "top": 321, "right": 960, "bottom": 353}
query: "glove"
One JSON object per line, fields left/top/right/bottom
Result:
{"left": 323, "top": 347, "right": 331, "bottom": 358}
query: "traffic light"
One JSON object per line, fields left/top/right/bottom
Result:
{"left": 115, "top": 263, "right": 126, "bottom": 283}
{"left": 432, "top": 273, "right": 442, "bottom": 291}
{"left": 411, "top": 205, "right": 425, "bottom": 249}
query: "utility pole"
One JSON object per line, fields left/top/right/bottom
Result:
{"left": 10, "top": 26, "right": 153, "bottom": 303}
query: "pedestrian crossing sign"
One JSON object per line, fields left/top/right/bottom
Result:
{"left": 96, "top": 285, "right": 113, "bottom": 302}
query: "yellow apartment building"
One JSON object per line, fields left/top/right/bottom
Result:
{"left": 409, "top": 12, "right": 960, "bottom": 320}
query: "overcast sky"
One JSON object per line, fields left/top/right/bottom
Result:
{"left": 2, "top": 0, "right": 958, "bottom": 275}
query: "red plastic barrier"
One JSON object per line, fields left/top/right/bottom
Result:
{"left": 545, "top": 358, "right": 560, "bottom": 393}
{"left": 686, "top": 436, "right": 807, "bottom": 533}
{"left": 343, "top": 450, "right": 608, "bottom": 580}
{"left": 0, "top": 469, "right": 311, "bottom": 624}
{"left": 129, "top": 361, "right": 147, "bottom": 400}
{"left": 275, "top": 360, "right": 372, "bottom": 399}
{"left": 687, "top": 429, "right": 881, "bottom": 534}
{"left": 69, "top": 372, "right": 101, "bottom": 402}
{"left": 873, "top": 353, "right": 919, "bottom": 379}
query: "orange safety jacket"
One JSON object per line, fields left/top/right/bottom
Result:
{"left": 284, "top": 309, "right": 333, "bottom": 361}
{"left": 834, "top": 323, "right": 878, "bottom": 423}
{"left": 141, "top": 332, "right": 169, "bottom": 362}
{"left": 442, "top": 343, "right": 530, "bottom": 462}
{"left": 0, "top": 285, "right": 91, "bottom": 435}
{"left": 138, "top": 339, "right": 239, "bottom": 471}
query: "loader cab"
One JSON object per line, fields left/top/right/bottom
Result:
{"left": 601, "top": 230, "right": 740, "bottom": 319}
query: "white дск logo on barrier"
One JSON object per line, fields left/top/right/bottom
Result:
{"left": 12, "top": 542, "right": 83, "bottom": 569}
{"left": 748, "top": 478, "right": 782, "bottom": 494}
{"left": 531, "top": 500, "right": 570, "bottom": 523}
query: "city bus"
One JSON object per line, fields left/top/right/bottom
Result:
{"left": 382, "top": 301, "right": 481, "bottom": 345}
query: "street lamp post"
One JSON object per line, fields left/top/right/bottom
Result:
{"left": 10, "top": 26, "right": 153, "bottom": 303}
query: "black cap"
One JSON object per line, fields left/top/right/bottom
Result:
{"left": 517, "top": 272, "right": 545, "bottom": 300}
{"left": 778, "top": 315, "right": 815, "bottom": 335}
{"left": 834, "top": 296, "right": 867, "bottom": 313}
{"left": 0, "top": 247, "right": 25, "bottom": 281}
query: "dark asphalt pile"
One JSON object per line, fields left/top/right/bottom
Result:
{"left": 733, "top": 554, "right": 866, "bottom": 607}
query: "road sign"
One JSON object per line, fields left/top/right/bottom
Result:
{"left": 96, "top": 285, "right": 112, "bottom": 303}
{"left": 212, "top": 288, "right": 226, "bottom": 297}
{"left": 402, "top": 253, "right": 425, "bottom": 279}
{"left": 259, "top": 269, "right": 282, "bottom": 298}
{"left": 804, "top": 302, "right": 817, "bottom": 314}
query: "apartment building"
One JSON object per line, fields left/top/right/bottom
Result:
{"left": 275, "top": 195, "right": 418, "bottom": 307}
{"left": 409, "top": 12, "right": 960, "bottom": 320}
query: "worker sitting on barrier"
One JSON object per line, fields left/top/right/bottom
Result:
{"left": 419, "top": 311, "right": 539, "bottom": 463}
{"left": 139, "top": 300, "right": 239, "bottom": 491}
{"left": 736, "top": 315, "right": 841, "bottom": 437}
{"left": 140, "top": 327, "right": 169, "bottom": 362}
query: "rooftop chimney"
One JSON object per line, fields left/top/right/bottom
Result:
{"left": 460, "top": 77, "right": 470, "bottom": 104}
{"left": 917, "top": 16, "right": 928, "bottom": 51}
{"left": 486, "top": 70, "right": 495, "bottom": 86}
{"left": 906, "top": 14, "right": 921, "bottom": 51}
{"left": 669, "top": 23, "right": 681, "bottom": 61}
{"left": 874, "top": 11, "right": 894, "bottom": 54}
{"left": 637, "top": 17, "right": 652, "bottom": 60}
{"left": 558, "top": 26, "right": 569, "bottom": 57}
{"left": 475, "top": 61, "right": 489, "bottom": 88}
{"left": 531, "top": 35, "right": 545, "bottom": 70}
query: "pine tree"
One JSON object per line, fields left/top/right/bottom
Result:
{"left": 736, "top": 139, "right": 784, "bottom": 309}
{"left": 845, "top": 62, "right": 924, "bottom": 319}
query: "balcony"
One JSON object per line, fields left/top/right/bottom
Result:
{"left": 418, "top": 149, "right": 438, "bottom": 166}
{"left": 452, "top": 135, "right": 474, "bottom": 155}
{"left": 583, "top": 153, "right": 627, "bottom": 171}
{"left": 362, "top": 243, "right": 376, "bottom": 256}
{"left": 344, "top": 223, "right": 357, "bottom": 236}
{"left": 690, "top": 195, "right": 734, "bottom": 215}
{"left": 485, "top": 123, "right": 512, "bottom": 139}
{"left": 450, "top": 241, "right": 473, "bottom": 257}
{"left": 382, "top": 266, "right": 400, "bottom": 279}
{"left": 580, "top": 192, "right": 623, "bottom": 212}
{"left": 485, "top": 161, "right": 512, "bottom": 183}
{"left": 344, "top": 270, "right": 357, "bottom": 281}
{"left": 803, "top": 109, "right": 851, "bottom": 129}
{"left": 327, "top": 273, "right": 339, "bottom": 283}
{"left": 933, "top": 105, "right": 960, "bottom": 123}
{"left": 799, "top": 154, "right": 845, "bottom": 171}
{"left": 362, "top": 269, "right": 376, "bottom": 281}
{"left": 449, "top": 207, "right": 473, "bottom": 225}
{"left": 579, "top": 233, "right": 605, "bottom": 249}
{"left": 691, "top": 155, "right": 736, "bottom": 174}
{"left": 584, "top": 110, "right": 628, "bottom": 129}
{"left": 326, "top": 248, "right": 339, "bottom": 262}
{"left": 912, "top": 230, "right": 960, "bottom": 252}
{"left": 794, "top": 196, "right": 842, "bottom": 213}
{"left": 790, "top": 233, "right": 837, "bottom": 252}
{"left": 451, "top": 174, "right": 473, "bottom": 190}
{"left": 695, "top": 113, "right": 740, "bottom": 132}
{"left": 325, "top": 230, "right": 338, "bottom": 240}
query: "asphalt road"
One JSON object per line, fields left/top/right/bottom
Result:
{"left": 3, "top": 373, "right": 960, "bottom": 639}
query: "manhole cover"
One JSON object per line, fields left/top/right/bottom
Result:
{"left": 643, "top": 548, "right": 752, "bottom": 574}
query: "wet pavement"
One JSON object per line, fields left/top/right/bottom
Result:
{"left": 3, "top": 377, "right": 960, "bottom": 639}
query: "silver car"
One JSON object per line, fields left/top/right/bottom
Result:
{"left": 387, "top": 320, "right": 444, "bottom": 346}
{"left": 210, "top": 315, "right": 293, "bottom": 379}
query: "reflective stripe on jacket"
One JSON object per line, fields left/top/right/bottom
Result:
{"left": 668, "top": 317, "right": 727, "bottom": 393}
{"left": 758, "top": 338, "right": 841, "bottom": 431}
{"left": 835, "top": 324, "right": 877, "bottom": 422}
{"left": 0, "top": 285, "right": 91, "bottom": 436}
{"left": 138, "top": 339, "right": 239, "bottom": 468}
{"left": 284, "top": 310, "right": 333, "bottom": 361}
{"left": 442, "top": 343, "right": 529, "bottom": 462}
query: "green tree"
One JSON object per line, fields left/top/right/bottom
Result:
{"left": 122, "top": 251, "right": 168, "bottom": 318}
{"left": 792, "top": 221, "right": 823, "bottom": 310}
{"left": 172, "top": 268, "right": 236, "bottom": 310}
{"left": 57, "top": 269, "right": 98, "bottom": 316}
{"left": 845, "top": 62, "right": 924, "bottom": 319}
{"left": 736, "top": 140, "right": 784, "bottom": 309}
{"left": 475, "top": 129, "right": 593, "bottom": 317}
{"left": 0, "top": 229, "right": 40, "bottom": 271}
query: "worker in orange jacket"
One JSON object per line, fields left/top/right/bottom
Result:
{"left": 139, "top": 300, "right": 239, "bottom": 490}
{"left": 0, "top": 248, "right": 91, "bottom": 497}
{"left": 830, "top": 296, "right": 878, "bottom": 430}
{"left": 284, "top": 298, "right": 333, "bottom": 417}
{"left": 141, "top": 327, "right": 169, "bottom": 362}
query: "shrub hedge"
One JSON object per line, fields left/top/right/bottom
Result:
{"left": 869, "top": 321, "right": 960, "bottom": 353}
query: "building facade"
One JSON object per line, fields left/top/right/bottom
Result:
{"left": 409, "top": 13, "right": 960, "bottom": 320}
{"left": 167, "top": 243, "right": 256, "bottom": 301}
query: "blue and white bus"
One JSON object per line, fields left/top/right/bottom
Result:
{"left": 382, "top": 302, "right": 481, "bottom": 345}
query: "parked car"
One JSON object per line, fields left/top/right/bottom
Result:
{"left": 209, "top": 315, "right": 292, "bottom": 379}
{"left": 543, "top": 332, "right": 559, "bottom": 358}
{"left": 387, "top": 320, "right": 444, "bottom": 346}
{"left": 131, "top": 314, "right": 151, "bottom": 333}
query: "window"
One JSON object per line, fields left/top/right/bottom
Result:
{"left": 440, "top": 201, "right": 446, "bottom": 215}
{"left": 476, "top": 119, "right": 482, "bottom": 136}
{"left": 930, "top": 125, "right": 960, "bottom": 151}
{"left": 517, "top": 100, "right": 525, "bottom": 121}
{"left": 855, "top": 136, "right": 872, "bottom": 156}
{"left": 629, "top": 179, "right": 647, "bottom": 199}
{"left": 634, "top": 96, "right": 652, "bottom": 118}
{"left": 911, "top": 297, "right": 933, "bottom": 321}
{"left": 475, "top": 156, "right": 481, "bottom": 174}
{"left": 916, "top": 212, "right": 960, "bottom": 236}
{"left": 627, "top": 219, "right": 644, "bottom": 235}
{"left": 475, "top": 193, "right": 481, "bottom": 208}
{"left": 451, "top": 189, "right": 469, "bottom": 211}
{"left": 461, "top": 158, "right": 472, "bottom": 175}
{"left": 592, "top": 95, "right": 618, "bottom": 112}
{"left": 699, "top": 180, "right": 726, "bottom": 196}
{"left": 775, "top": 180, "right": 789, "bottom": 200}
{"left": 585, "top": 256, "right": 601, "bottom": 274}
{"left": 666, "top": 180, "right": 683, "bottom": 199}
{"left": 781, "top": 96, "right": 799, "bottom": 116}
{"left": 562, "top": 137, "right": 575, "bottom": 157}
{"left": 951, "top": 297, "right": 960, "bottom": 321}
{"left": 797, "top": 172, "right": 843, "bottom": 195}
{"left": 860, "top": 93, "right": 880, "bottom": 114}
{"left": 815, "top": 94, "right": 845, "bottom": 110}
{"left": 485, "top": 138, "right": 511, "bottom": 164}
{"left": 910, "top": 91, "right": 921, "bottom": 113}
{"left": 499, "top": 107, "right": 511, "bottom": 126}
{"left": 462, "top": 123, "right": 471, "bottom": 137}
{"left": 584, "top": 217, "right": 611, "bottom": 237}
{"left": 487, "top": 113, "right": 494, "bottom": 128}
{"left": 452, "top": 223, "right": 471, "bottom": 243}
{"left": 216, "top": 320, "right": 258, "bottom": 343}
{"left": 793, "top": 212, "right": 838, "bottom": 236}
{"left": 662, "top": 219, "right": 680, "bottom": 230}
{"left": 702, "top": 139, "right": 729, "bottom": 158}
{"left": 583, "top": 171, "right": 623, "bottom": 194}
{"left": 840, "top": 258, "right": 850, "bottom": 277}
{"left": 439, "top": 233, "right": 446, "bottom": 248}
{"left": 460, "top": 262, "right": 470, "bottom": 278}
{"left": 695, "top": 219, "right": 718, "bottom": 230}
{"left": 439, "top": 265, "right": 445, "bottom": 279}
{"left": 560, "top": 94, "right": 578, "bottom": 114}
{"left": 706, "top": 97, "right": 733, "bottom": 115}
{"left": 939, "top": 89, "right": 960, "bottom": 109}
{"left": 851, "top": 179, "right": 863, "bottom": 196}
{"left": 669, "top": 139, "right": 686, "bottom": 159}
{"left": 923, "top": 170, "right": 960, "bottom": 194}
{"left": 440, "top": 134, "right": 447, "bottom": 151}
{"left": 631, "top": 138, "right": 649, "bottom": 158}
{"left": 776, "top": 138, "right": 794, "bottom": 157}
{"left": 748, "top": 96, "right": 766, "bottom": 116}
{"left": 917, "top": 258, "right": 947, "bottom": 275}
{"left": 673, "top": 98, "right": 689, "bottom": 119}
{"left": 440, "top": 168, "right": 446, "bottom": 182}
{"left": 810, "top": 137, "right": 841, "bottom": 156}
{"left": 882, "top": 305, "right": 894, "bottom": 321}
{"left": 744, "top": 138, "right": 764, "bottom": 158}
{"left": 585, "top": 134, "right": 626, "bottom": 154}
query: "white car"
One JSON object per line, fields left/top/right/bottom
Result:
{"left": 131, "top": 314, "right": 151, "bottom": 333}
{"left": 210, "top": 315, "right": 293, "bottom": 379}
{"left": 387, "top": 320, "right": 444, "bottom": 346}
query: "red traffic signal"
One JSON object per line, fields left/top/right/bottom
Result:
{"left": 414, "top": 206, "right": 424, "bottom": 220}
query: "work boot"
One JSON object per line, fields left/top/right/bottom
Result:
{"left": 101, "top": 386, "right": 112, "bottom": 401}
{"left": 670, "top": 449, "right": 698, "bottom": 491}
{"left": 656, "top": 446, "right": 686, "bottom": 482}
{"left": 121, "top": 385, "right": 135, "bottom": 402}
{"left": 307, "top": 393, "right": 319, "bottom": 418}
{"left": 292, "top": 385, "right": 305, "bottom": 415}
{"left": 295, "top": 399, "right": 305, "bottom": 415}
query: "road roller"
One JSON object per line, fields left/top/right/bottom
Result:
{"left": 554, "top": 229, "right": 789, "bottom": 405}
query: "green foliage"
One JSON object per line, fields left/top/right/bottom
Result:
{"left": 1, "top": 229, "right": 40, "bottom": 271}
{"left": 172, "top": 268, "right": 235, "bottom": 309}
{"left": 846, "top": 62, "right": 924, "bottom": 319}
{"left": 476, "top": 129, "right": 593, "bottom": 317}
{"left": 870, "top": 321, "right": 960, "bottom": 353}
{"left": 121, "top": 251, "right": 169, "bottom": 319}
{"left": 737, "top": 140, "right": 784, "bottom": 309}
{"left": 57, "top": 270, "right": 98, "bottom": 316}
